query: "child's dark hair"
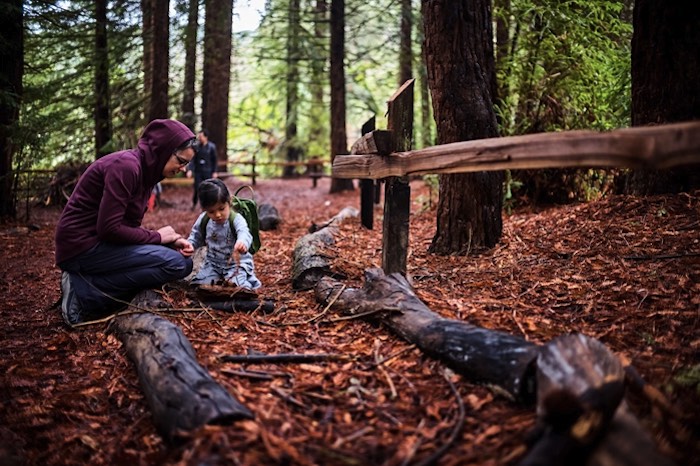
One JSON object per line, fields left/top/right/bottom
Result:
{"left": 198, "top": 178, "right": 230, "bottom": 209}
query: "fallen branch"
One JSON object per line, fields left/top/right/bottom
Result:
{"left": 220, "top": 352, "right": 352, "bottom": 364}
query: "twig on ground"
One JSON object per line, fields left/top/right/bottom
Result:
{"left": 328, "top": 306, "right": 403, "bottom": 322}
{"left": 281, "top": 284, "right": 346, "bottom": 326}
{"left": 220, "top": 353, "right": 352, "bottom": 364}
{"left": 414, "top": 369, "right": 466, "bottom": 466}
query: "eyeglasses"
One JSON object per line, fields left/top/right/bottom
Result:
{"left": 173, "top": 152, "right": 191, "bottom": 167}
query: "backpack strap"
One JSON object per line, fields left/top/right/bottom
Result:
{"left": 198, "top": 211, "right": 237, "bottom": 241}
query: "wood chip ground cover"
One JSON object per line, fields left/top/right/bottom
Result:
{"left": 0, "top": 177, "right": 698, "bottom": 465}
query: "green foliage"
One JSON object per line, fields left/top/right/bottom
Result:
{"left": 495, "top": 0, "right": 632, "bottom": 207}
{"left": 673, "top": 365, "right": 700, "bottom": 396}
{"left": 227, "top": 0, "right": 404, "bottom": 167}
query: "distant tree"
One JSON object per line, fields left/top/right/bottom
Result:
{"left": 416, "top": 8, "right": 432, "bottom": 148}
{"left": 94, "top": 0, "right": 112, "bottom": 158}
{"left": 624, "top": 0, "right": 700, "bottom": 194}
{"left": 309, "top": 0, "right": 329, "bottom": 157}
{"left": 151, "top": 0, "right": 169, "bottom": 120}
{"left": 329, "top": 0, "right": 353, "bottom": 192}
{"left": 283, "top": 0, "right": 301, "bottom": 177}
{"left": 398, "top": 0, "right": 412, "bottom": 85}
{"left": 181, "top": 0, "right": 199, "bottom": 130}
{"left": 423, "top": 0, "right": 503, "bottom": 254}
{"left": 202, "top": 0, "right": 233, "bottom": 168}
{"left": 0, "top": 0, "right": 23, "bottom": 218}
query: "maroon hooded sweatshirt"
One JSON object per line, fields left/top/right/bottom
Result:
{"left": 55, "top": 119, "right": 195, "bottom": 266}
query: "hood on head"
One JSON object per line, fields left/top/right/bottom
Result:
{"left": 137, "top": 119, "right": 196, "bottom": 186}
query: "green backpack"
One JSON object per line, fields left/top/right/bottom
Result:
{"left": 198, "top": 186, "right": 261, "bottom": 254}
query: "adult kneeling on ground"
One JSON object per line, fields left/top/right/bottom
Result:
{"left": 55, "top": 119, "right": 196, "bottom": 327}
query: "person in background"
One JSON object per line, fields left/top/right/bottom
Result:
{"left": 55, "top": 119, "right": 196, "bottom": 327}
{"left": 187, "top": 129, "right": 218, "bottom": 210}
{"left": 176, "top": 178, "right": 261, "bottom": 290}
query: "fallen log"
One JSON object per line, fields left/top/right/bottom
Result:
{"left": 520, "top": 333, "right": 673, "bottom": 466}
{"left": 315, "top": 269, "right": 539, "bottom": 402}
{"left": 191, "top": 283, "right": 275, "bottom": 313}
{"left": 258, "top": 202, "right": 281, "bottom": 231}
{"left": 292, "top": 207, "right": 357, "bottom": 290}
{"left": 108, "top": 312, "right": 253, "bottom": 443}
{"left": 314, "top": 269, "right": 674, "bottom": 465}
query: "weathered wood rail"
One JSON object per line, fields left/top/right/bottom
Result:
{"left": 331, "top": 81, "right": 700, "bottom": 275}
{"left": 334, "top": 120, "right": 700, "bottom": 179}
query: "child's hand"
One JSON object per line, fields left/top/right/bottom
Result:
{"left": 174, "top": 238, "right": 195, "bottom": 257}
{"left": 234, "top": 240, "right": 248, "bottom": 253}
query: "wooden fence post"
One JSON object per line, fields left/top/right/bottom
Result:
{"left": 359, "top": 116, "right": 376, "bottom": 229}
{"left": 382, "top": 79, "right": 414, "bottom": 276}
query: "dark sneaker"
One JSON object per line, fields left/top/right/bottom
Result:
{"left": 60, "top": 272, "right": 83, "bottom": 327}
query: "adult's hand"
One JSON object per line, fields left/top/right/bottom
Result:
{"left": 157, "top": 226, "right": 182, "bottom": 244}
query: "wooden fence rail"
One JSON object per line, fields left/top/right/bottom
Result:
{"left": 333, "top": 120, "right": 700, "bottom": 179}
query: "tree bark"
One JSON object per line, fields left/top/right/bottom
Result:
{"left": 108, "top": 312, "right": 253, "bottom": 443}
{"left": 0, "top": 0, "right": 23, "bottom": 219}
{"left": 94, "top": 0, "right": 112, "bottom": 158}
{"left": 329, "top": 0, "right": 354, "bottom": 192}
{"left": 422, "top": 0, "right": 503, "bottom": 254}
{"left": 202, "top": 0, "right": 233, "bottom": 170}
{"left": 626, "top": 0, "right": 700, "bottom": 194}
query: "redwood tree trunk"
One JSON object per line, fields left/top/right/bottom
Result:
{"left": 181, "top": 0, "right": 199, "bottom": 130}
{"left": 0, "top": 0, "right": 22, "bottom": 219}
{"left": 202, "top": 0, "right": 233, "bottom": 170}
{"left": 625, "top": 0, "right": 700, "bottom": 194}
{"left": 329, "top": 0, "right": 354, "bottom": 192}
{"left": 94, "top": 0, "right": 112, "bottom": 158}
{"left": 148, "top": 0, "right": 170, "bottom": 121}
{"left": 422, "top": 0, "right": 503, "bottom": 254}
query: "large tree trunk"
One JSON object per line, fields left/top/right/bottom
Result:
{"left": 202, "top": 0, "right": 233, "bottom": 170}
{"left": 625, "top": 0, "right": 700, "bottom": 194}
{"left": 181, "top": 0, "right": 199, "bottom": 130}
{"left": 94, "top": 0, "right": 112, "bottom": 158}
{"left": 284, "top": 0, "right": 302, "bottom": 177}
{"left": 0, "top": 0, "right": 22, "bottom": 219}
{"left": 422, "top": 0, "right": 503, "bottom": 254}
{"left": 329, "top": 0, "right": 354, "bottom": 192}
{"left": 108, "top": 312, "right": 253, "bottom": 442}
